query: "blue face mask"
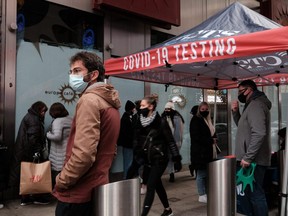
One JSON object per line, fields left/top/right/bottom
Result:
{"left": 69, "top": 74, "right": 89, "bottom": 94}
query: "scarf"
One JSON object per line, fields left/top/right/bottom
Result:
{"left": 140, "top": 111, "right": 156, "bottom": 127}
{"left": 203, "top": 117, "right": 217, "bottom": 159}
{"left": 166, "top": 117, "right": 175, "bottom": 134}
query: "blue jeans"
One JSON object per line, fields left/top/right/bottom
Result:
{"left": 196, "top": 169, "right": 207, "bottom": 195}
{"left": 123, "top": 147, "right": 133, "bottom": 179}
{"left": 236, "top": 164, "right": 268, "bottom": 216}
{"left": 167, "top": 158, "right": 174, "bottom": 174}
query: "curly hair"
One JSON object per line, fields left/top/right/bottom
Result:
{"left": 70, "top": 51, "right": 105, "bottom": 82}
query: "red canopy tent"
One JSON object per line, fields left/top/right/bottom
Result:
{"left": 105, "top": 3, "right": 288, "bottom": 90}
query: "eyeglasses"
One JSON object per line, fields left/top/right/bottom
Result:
{"left": 238, "top": 88, "right": 247, "bottom": 95}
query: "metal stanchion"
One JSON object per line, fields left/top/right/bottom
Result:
{"left": 208, "top": 156, "right": 236, "bottom": 216}
{"left": 92, "top": 178, "right": 140, "bottom": 216}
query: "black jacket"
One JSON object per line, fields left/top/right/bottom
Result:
{"left": 133, "top": 113, "right": 181, "bottom": 165}
{"left": 117, "top": 112, "right": 138, "bottom": 148}
{"left": 190, "top": 115, "right": 214, "bottom": 169}
{"left": 9, "top": 108, "right": 46, "bottom": 187}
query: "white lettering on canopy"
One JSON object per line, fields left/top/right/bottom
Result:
{"left": 124, "top": 51, "right": 151, "bottom": 70}
{"left": 238, "top": 55, "right": 283, "bottom": 70}
{"left": 174, "top": 38, "right": 236, "bottom": 61}
{"left": 123, "top": 38, "right": 236, "bottom": 71}
{"left": 164, "top": 30, "right": 240, "bottom": 46}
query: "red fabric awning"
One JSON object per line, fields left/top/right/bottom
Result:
{"left": 104, "top": 3, "right": 288, "bottom": 89}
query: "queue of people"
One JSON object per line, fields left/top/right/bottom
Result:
{"left": 5, "top": 49, "right": 275, "bottom": 216}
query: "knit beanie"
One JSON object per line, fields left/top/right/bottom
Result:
{"left": 190, "top": 105, "right": 199, "bottom": 115}
{"left": 165, "top": 101, "right": 175, "bottom": 110}
{"left": 125, "top": 100, "right": 136, "bottom": 112}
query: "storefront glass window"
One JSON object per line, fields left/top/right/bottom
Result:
{"left": 16, "top": 0, "right": 103, "bottom": 130}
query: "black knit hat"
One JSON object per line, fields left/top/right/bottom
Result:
{"left": 125, "top": 100, "right": 136, "bottom": 112}
{"left": 190, "top": 105, "right": 199, "bottom": 115}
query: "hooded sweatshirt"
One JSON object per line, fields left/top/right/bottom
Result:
{"left": 53, "top": 82, "right": 121, "bottom": 203}
{"left": 233, "top": 90, "right": 272, "bottom": 166}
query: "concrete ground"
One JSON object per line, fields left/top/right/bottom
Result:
{"left": 0, "top": 170, "right": 279, "bottom": 216}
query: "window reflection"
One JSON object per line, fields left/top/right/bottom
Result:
{"left": 17, "top": 0, "right": 103, "bottom": 51}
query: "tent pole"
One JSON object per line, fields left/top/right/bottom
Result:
{"left": 213, "top": 91, "right": 217, "bottom": 126}
{"left": 280, "top": 113, "right": 288, "bottom": 216}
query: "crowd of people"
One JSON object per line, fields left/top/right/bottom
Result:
{"left": 3, "top": 50, "right": 277, "bottom": 216}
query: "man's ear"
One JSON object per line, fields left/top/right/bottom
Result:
{"left": 91, "top": 70, "right": 99, "bottom": 81}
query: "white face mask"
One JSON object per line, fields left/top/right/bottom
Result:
{"left": 69, "top": 74, "right": 89, "bottom": 94}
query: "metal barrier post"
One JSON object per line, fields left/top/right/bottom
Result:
{"left": 208, "top": 156, "right": 236, "bottom": 216}
{"left": 92, "top": 178, "right": 140, "bottom": 216}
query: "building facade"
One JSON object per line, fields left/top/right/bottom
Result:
{"left": 2, "top": 0, "right": 287, "bottom": 199}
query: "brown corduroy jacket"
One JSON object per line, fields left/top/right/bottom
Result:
{"left": 53, "top": 82, "right": 121, "bottom": 203}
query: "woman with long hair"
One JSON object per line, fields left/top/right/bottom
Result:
{"left": 190, "top": 101, "right": 217, "bottom": 203}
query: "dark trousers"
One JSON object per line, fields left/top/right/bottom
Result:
{"left": 236, "top": 164, "right": 268, "bottom": 216}
{"left": 51, "top": 170, "right": 60, "bottom": 188}
{"left": 142, "top": 165, "right": 150, "bottom": 185}
{"left": 55, "top": 200, "right": 92, "bottom": 216}
{"left": 126, "top": 160, "right": 169, "bottom": 216}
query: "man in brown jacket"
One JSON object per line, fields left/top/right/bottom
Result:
{"left": 53, "top": 51, "right": 121, "bottom": 216}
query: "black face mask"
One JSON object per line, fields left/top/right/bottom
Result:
{"left": 200, "top": 111, "right": 209, "bottom": 118}
{"left": 140, "top": 107, "right": 150, "bottom": 117}
{"left": 164, "top": 111, "right": 170, "bottom": 116}
{"left": 238, "top": 92, "right": 247, "bottom": 103}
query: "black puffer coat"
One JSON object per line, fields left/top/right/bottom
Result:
{"left": 190, "top": 115, "right": 214, "bottom": 170}
{"left": 9, "top": 107, "right": 46, "bottom": 187}
{"left": 117, "top": 111, "right": 138, "bottom": 148}
{"left": 133, "top": 112, "right": 181, "bottom": 166}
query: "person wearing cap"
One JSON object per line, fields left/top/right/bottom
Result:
{"left": 117, "top": 100, "right": 138, "bottom": 179}
{"left": 161, "top": 101, "right": 184, "bottom": 183}
{"left": 231, "top": 79, "right": 271, "bottom": 216}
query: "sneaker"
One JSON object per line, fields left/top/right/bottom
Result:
{"left": 198, "top": 194, "right": 207, "bottom": 203}
{"left": 169, "top": 173, "right": 175, "bottom": 183}
{"left": 140, "top": 184, "right": 147, "bottom": 195}
{"left": 20, "top": 197, "right": 33, "bottom": 206}
{"left": 0, "top": 203, "right": 4, "bottom": 209}
{"left": 161, "top": 208, "right": 173, "bottom": 216}
{"left": 33, "top": 197, "right": 50, "bottom": 205}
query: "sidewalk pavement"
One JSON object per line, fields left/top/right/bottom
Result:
{"left": 0, "top": 170, "right": 279, "bottom": 216}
